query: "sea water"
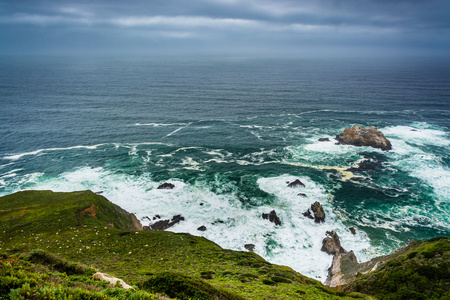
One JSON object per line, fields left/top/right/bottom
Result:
{"left": 0, "top": 56, "right": 449, "bottom": 281}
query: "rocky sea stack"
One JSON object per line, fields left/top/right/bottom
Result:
{"left": 336, "top": 125, "right": 392, "bottom": 151}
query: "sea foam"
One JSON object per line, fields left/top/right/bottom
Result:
{"left": 17, "top": 166, "right": 371, "bottom": 282}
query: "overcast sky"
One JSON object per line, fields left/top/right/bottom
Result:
{"left": 1, "top": 0, "right": 449, "bottom": 57}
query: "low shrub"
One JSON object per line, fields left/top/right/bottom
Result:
{"left": 140, "top": 272, "right": 244, "bottom": 300}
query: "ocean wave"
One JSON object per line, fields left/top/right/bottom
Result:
{"left": 2, "top": 142, "right": 174, "bottom": 161}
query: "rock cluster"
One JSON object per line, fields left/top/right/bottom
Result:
{"left": 145, "top": 215, "right": 185, "bottom": 231}
{"left": 262, "top": 210, "right": 282, "bottom": 226}
{"left": 303, "top": 202, "right": 325, "bottom": 223}
{"left": 335, "top": 125, "right": 392, "bottom": 151}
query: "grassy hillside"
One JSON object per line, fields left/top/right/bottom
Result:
{"left": 0, "top": 190, "right": 368, "bottom": 299}
{"left": 342, "top": 237, "right": 450, "bottom": 300}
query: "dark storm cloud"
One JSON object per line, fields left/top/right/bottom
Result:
{"left": 0, "top": 0, "right": 449, "bottom": 56}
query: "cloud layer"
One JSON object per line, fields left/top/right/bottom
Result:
{"left": 1, "top": 0, "right": 449, "bottom": 57}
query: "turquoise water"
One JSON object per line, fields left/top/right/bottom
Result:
{"left": 0, "top": 56, "right": 449, "bottom": 281}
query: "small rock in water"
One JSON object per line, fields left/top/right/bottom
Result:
{"left": 349, "top": 227, "right": 356, "bottom": 235}
{"left": 318, "top": 138, "right": 330, "bottom": 142}
{"left": 197, "top": 225, "right": 207, "bottom": 231}
{"left": 262, "top": 210, "right": 282, "bottom": 226}
{"left": 244, "top": 244, "right": 255, "bottom": 251}
{"left": 157, "top": 182, "right": 175, "bottom": 189}
{"left": 297, "top": 193, "right": 307, "bottom": 197}
{"left": 287, "top": 179, "right": 305, "bottom": 188}
{"left": 302, "top": 209, "right": 314, "bottom": 219}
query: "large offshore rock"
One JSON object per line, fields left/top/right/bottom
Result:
{"left": 336, "top": 125, "right": 392, "bottom": 151}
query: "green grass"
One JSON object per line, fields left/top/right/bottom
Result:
{"left": 0, "top": 251, "right": 162, "bottom": 300}
{"left": 343, "top": 237, "right": 450, "bottom": 300}
{"left": 0, "top": 190, "right": 372, "bottom": 299}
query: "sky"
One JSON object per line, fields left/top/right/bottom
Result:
{"left": 1, "top": 0, "right": 449, "bottom": 58}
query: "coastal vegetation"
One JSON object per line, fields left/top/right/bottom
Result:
{"left": 1, "top": 190, "right": 448, "bottom": 299}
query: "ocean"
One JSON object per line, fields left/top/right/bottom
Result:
{"left": 1, "top": 56, "right": 449, "bottom": 281}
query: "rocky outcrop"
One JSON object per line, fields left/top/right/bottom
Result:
{"left": 311, "top": 201, "right": 325, "bottom": 223}
{"left": 93, "top": 272, "right": 133, "bottom": 289}
{"left": 321, "top": 231, "right": 359, "bottom": 287}
{"left": 325, "top": 251, "right": 359, "bottom": 287}
{"left": 157, "top": 182, "right": 175, "bottom": 189}
{"left": 287, "top": 179, "right": 305, "bottom": 188}
{"left": 321, "top": 231, "right": 345, "bottom": 255}
{"left": 130, "top": 213, "right": 143, "bottom": 231}
{"left": 335, "top": 125, "right": 392, "bottom": 151}
{"left": 148, "top": 215, "right": 184, "bottom": 230}
{"left": 262, "top": 210, "right": 282, "bottom": 226}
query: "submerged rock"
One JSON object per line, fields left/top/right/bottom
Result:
{"left": 157, "top": 182, "right": 175, "bottom": 189}
{"left": 287, "top": 179, "right": 305, "bottom": 188}
{"left": 262, "top": 210, "right": 282, "bottom": 226}
{"left": 318, "top": 138, "right": 330, "bottom": 142}
{"left": 311, "top": 201, "right": 325, "bottom": 223}
{"left": 335, "top": 125, "right": 392, "bottom": 151}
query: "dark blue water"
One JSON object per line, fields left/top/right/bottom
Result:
{"left": 1, "top": 56, "right": 449, "bottom": 280}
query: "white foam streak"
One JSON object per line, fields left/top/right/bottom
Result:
{"left": 0, "top": 169, "right": 23, "bottom": 181}
{"left": 165, "top": 126, "right": 186, "bottom": 137}
{"left": 3, "top": 144, "right": 106, "bottom": 160}
{"left": 135, "top": 122, "right": 192, "bottom": 127}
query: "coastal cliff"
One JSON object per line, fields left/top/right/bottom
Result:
{"left": 1, "top": 190, "right": 448, "bottom": 299}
